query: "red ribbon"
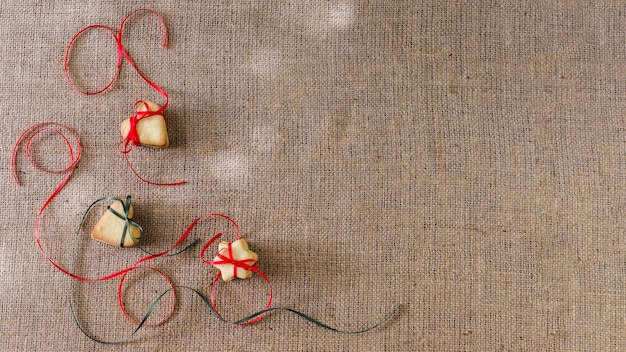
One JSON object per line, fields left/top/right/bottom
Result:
{"left": 11, "top": 122, "right": 189, "bottom": 327}
{"left": 11, "top": 122, "right": 82, "bottom": 272}
{"left": 63, "top": 8, "right": 168, "bottom": 98}
{"left": 184, "top": 214, "right": 273, "bottom": 325}
{"left": 126, "top": 115, "right": 141, "bottom": 147}
{"left": 64, "top": 9, "right": 184, "bottom": 186}
{"left": 11, "top": 121, "right": 81, "bottom": 187}
{"left": 117, "top": 266, "right": 176, "bottom": 327}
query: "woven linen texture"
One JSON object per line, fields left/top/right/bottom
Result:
{"left": 1, "top": 1, "right": 625, "bottom": 350}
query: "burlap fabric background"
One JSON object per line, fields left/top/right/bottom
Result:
{"left": 1, "top": 1, "right": 625, "bottom": 351}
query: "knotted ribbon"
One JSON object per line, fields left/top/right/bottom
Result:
{"left": 125, "top": 113, "right": 142, "bottom": 148}
{"left": 64, "top": 9, "right": 184, "bottom": 186}
{"left": 196, "top": 214, "right": 273, "bottom": 325}
{"left": 103, "top": 195, "right": 143, "bottom": 247}
{"left": 208, "top": 243, "right": 256, "bottom": 280}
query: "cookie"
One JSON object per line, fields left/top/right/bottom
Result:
{"left": 120, "top": 101, "right": 169, "bottom": 148}
{"left": 91, "top": 199, "right": 142, "bottom": 247}
{"left": 212, "top": 239, "right": 258, "bottom": 281}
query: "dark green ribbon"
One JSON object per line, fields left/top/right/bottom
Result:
{"left": 70, "top": 197, "right": 399, "bottom": 344}
{"left": 80, "top": 195, "right": 199, "bottom": 254}
{"left": 185, "top": 286, "right": 402, "bottom": 333}
{"left": 70, "top": 285, "right": 403, "bottom": 344}
{"left": 69, "top": 195, "right": 199, "bottom": 344}
{"left": 105, "top": 195, "right": 142, "bottom": 247}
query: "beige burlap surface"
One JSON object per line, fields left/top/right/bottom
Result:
{"left": 1, "top": 1, "right": 625, "bottom": 351}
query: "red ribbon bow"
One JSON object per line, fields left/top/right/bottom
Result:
{"left": 208, "top": 242, "right": 258, "bottom": 279}
{"left": 189, "top": 214, "right": 273, "bottom": 325}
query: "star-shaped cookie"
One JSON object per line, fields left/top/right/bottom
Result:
{"left": 211, "top": 239, "right": 258, "bottom": 281}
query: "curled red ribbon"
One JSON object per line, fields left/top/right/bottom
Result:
{"left": 11, "top": 121, "right": 81, "bottom": 188}
{"left": 117, "top": 266, "right": 176, "bottom": 328}
{"left": 184, "top": 214, "right": 273, "bottom": 325}
{"left": 64, "top": 9, "right": 184, "bottom": 186}
{"left": 11, "top": 123, "right": 187, "bottom": 332}
{"left": 63, "top": 8, "right": 168, "bottom": 98}
{"left": 12, "top": 122, "right": 82, "bottom": 271}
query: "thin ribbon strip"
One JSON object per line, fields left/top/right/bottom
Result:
{"left": 13, "top": 124, "right": 397, "bottom": 343}
{"left": 11, "top": 123, "right": 189, "bottom": 337}
{"left": 64, "top": 8, "right": 184, "bottom": 186}
{"left": 71, "top": 214, "right": 398, "bottom": 344}
{"left": 63, "top": 8, "right": 167, "bottom": 97}
{"left": 117, "top": 267, "right": 176, "bottom": 328}
{"left": 11, "top": 122, "right": 85, "bottom": 280}
{"left": 104, "top": 195, "right": 143, "bottom": 247}
{"left": 188, "top": 214, "right": 397, "bottom": 329}
{"left": 11, "top": 121, "right": 81, "bottom": 187}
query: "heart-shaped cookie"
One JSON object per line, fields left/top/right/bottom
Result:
{"left": 91, "top": 198, "right": 142, "bottom": 247}
{"left": 120, "top": 101, "right": 169, "bottom": 148}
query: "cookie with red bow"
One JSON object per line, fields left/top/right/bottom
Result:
{"left": 120, "top": 101, "right": 169, "bottom": 148}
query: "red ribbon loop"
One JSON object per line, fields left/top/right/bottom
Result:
{"left": 64, "top": 8, "right": 168, "bottom": 99}
{"left": 117, "top": 267, "right": 176, "bottom": 327}
{"left": 11, "top": 122, "right": 81, "bottom": 186}
{"left": 65, "top": 9, "right": 184, "bottom": 186}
